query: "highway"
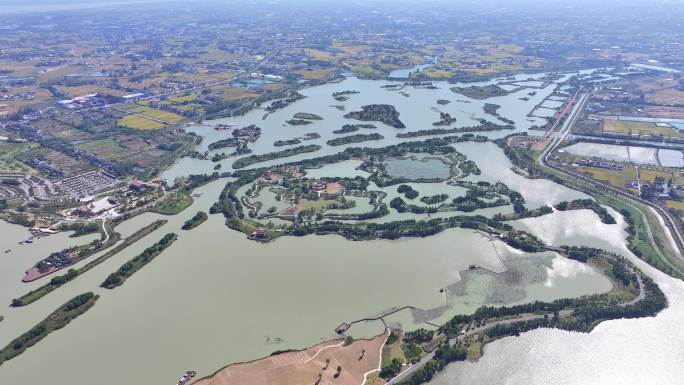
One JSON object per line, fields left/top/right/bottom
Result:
{"left": 540, "top": 89, "right": 684, "bottom": 267}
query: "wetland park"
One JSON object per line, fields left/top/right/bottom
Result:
{"left": 2, "top": 50, "right": 684, "bottom": 385}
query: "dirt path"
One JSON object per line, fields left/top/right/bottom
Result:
{"left": 193, "top": 333, "right": 387, "bottom": 385}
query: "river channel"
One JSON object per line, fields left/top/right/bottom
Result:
{"left": 0, "top": 71, "right": 657, "bottom": 385}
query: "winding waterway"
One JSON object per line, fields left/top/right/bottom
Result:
{"left": 1, "top": 70, "right": 673, "bottom": 385}
{"left": 429, "top": 208, "right": 684, "bottom": 385}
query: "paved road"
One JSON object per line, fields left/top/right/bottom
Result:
{"left": 385, "top": 314, "right": 554, "bottom": 385}
{"left": 385, "top": 255, "right": 646, "bottom": 385}
{"left": 540, "top": 89, "right": 684, "bottom": 266}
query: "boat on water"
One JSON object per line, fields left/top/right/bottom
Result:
{"left": 176, "top": 370, "right": 197, "bottom": 385}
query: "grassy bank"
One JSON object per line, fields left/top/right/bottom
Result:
{"left": 101, "top": 232, "right": 178, "bottom": 289}
{"left": 151, "top": 191, "right": 193, "bottom": 215}
{"left": 0, "top": 292, "right": 99, "bottom": 366}
{"left": 11, "top": 220, "right": 167, "bottom": 307}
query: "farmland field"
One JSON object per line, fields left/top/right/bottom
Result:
{"left": 576, "top": 165, "right": 637, "bottom": 191}
{"left": 602, "top": 118, "right": 682, "bottom": 138}
{"left": 637, "top": 167, "right": 684, "bottom": 185}
{"left": 77, "top": 138, "right": 130, "bottom": 162}
{"left": 131, "top": 106, "right": 184, "bottom": 123}
{"left": 117, "top": 115, "right": 166, "bottom": 130}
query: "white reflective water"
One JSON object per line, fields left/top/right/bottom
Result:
{"left": 429, "top": 207, "right": 684, "bottom": 385}
{"left": 0, "top": 71, "right": 639, "bottom": 385}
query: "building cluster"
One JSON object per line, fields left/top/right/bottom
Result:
{"left": 574, "top": 158, "right": 625, "bottom": 170}
{"left": 34, "top": 251, "right": 70, "bottom": 273}
{"left": 311, "top": 180, "right": 345, "bottom": 197}
{"left": 55, "top": 170, "right": 122, "bottom": 199}
{"left": 56, "top": 93, "right": 122, "bottom": 110}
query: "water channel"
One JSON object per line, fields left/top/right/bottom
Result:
{"left": 1, "top": 70, "right": 675, "bottom": 385}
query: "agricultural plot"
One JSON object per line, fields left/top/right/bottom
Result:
{"left": 117, "top": 115, "right": 165, "bottom": 130}
{"left": 647, "top": 88, "right": 684, "bottom": 105}
{"left": 159, "top": 95, "right": 204, "bottom": 113}
{"left": 131, "top": 106, "right": 184, "bottom": 123}
{"left": 576, "top": 165, "right": 637, "bottom": 192}
{"left": 18, "top": 147, "right": 95, "bottom": 177}
{"left": 603, "top": 118, "right": 683, "bottom": 138}
{"left": 637, "top": 167, "right": 684, "bottom": 185}
{"left": 293, "top": 68, "right": 337, "bottom": 80}
{"left": 77, "top": 138, "right": 131, "bottom": 163}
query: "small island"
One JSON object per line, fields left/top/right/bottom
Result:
{"left": 333, "top": 125, "right": 359, "bottom": 134}
{"left": 332, "top": 90, "right": 359, "bottom": 101}
{"left": 397, "top": 121, "right": 514, "bottom": 138}
{"left": 285, "top": 119, "right": 313, "bottom": 125}
{"left": 293, "top": 112, "right": 323, "bottom": 120}
{"left": 265, "top": 93, "right": 304, "bottom": 112}
{"left": 344, "top": 104, "right": 405, "bottom": 128}
{"left": 101, "top": 233, "right": 178, "bottom": 289}
{"left": 483, "top": 103, "right": 515, "bottom": 125}
{"left": 208, "top": 124, "right": 261, "bottom": 155}
{"left": 0, "top": 292, "right": 99, "bottom": 366}
{"left": 436, "top": 99, "right": 451, "bottom": 105}
{"left": 326, "top": 133, "right": 384, "bottom": 146}
{"left": 232, "top": 144, "right": 322, "bottom": 169}
{"left": 182, "top": 211, "right": 208, "bottom": 230}
{"left": 274, "top": 138, "right": 302, "bottom": 147}
{"left": 450, "top": 84, "right": 508, "bottom": 99}
{"left": 433, "top": 112, "right": 457, "bottom": 126}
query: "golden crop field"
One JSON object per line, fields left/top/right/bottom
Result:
{"left": 637, "top": 167, "right": 684, "bottom": 185}
{"left": 292, "top": 68, "right": 337, "bottom": 80}
{"left": 577, "top": 165, "right": 637, "bottom": 191}
{"left": 666, "top": 200, "right": 684, "bottom": 211}
{"left": 602, "top": 118, "right": 683, "bottom": 138}
{"left": 303, "top": 48, "right": 336, "bottom": 61}
{"left": 131, "top": 106, "right": 184, "bottom": 123}
{"left": 117, "top": 115, "right": 166, "bottom": 130}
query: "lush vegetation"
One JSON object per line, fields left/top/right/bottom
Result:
{"left": 208, "top": 137, "right": 239, "bottom": 150}
{"left": 397, "top": 184, "right": 419, "bottom": 199}
{"left": 181, "top": 211, "right": 208, "bottom": 230}
{"left": 285, "top": 119, "right": 313, "bottom": 125}
{"left": 232, "top": 145, "right": 321, "bottom": 169}
{"left": 333, "top": 124, "right": 360, "bottom": 134}
{"left": 0, "top": 292, "right": 98, "bottom": 366}
{"left": 59, "top": 222, "right": 101, "bottom": 237}
{"left": 555, "top": 198, "right": 616, "bottom": 224}
{"left": 395, "top": 250, "right": 666, "bottom": 385}
{"left": 151, "top": 191, "right": 193, "bottom": 215}
{"left": 326, "top": 133, "right": 384, "bottom": 146}
{"left": 344, "top": 104, "right": 405, "bottom": 128}
{"left": 404, "top": 328, "right": 435, "bottom": 344}
{"left": 420, "top": 194, "right": 449, "bottom": 205}
{"left": 396, "top": 121, "right": 513, "bottom": 138}
{"left": 495, "top": 134, "right": 684, "bottom": 279}
{"left": 396, "top": 344, "right": 467, "bottom": 385}
{"left": 292, "top": 112, "right": 322, "bottom": 120}
{"left": 450, "top": 84, "right": 508, "bottom": 99}
{"left": 101, "top": 233, "right": 178, "bottom": 289}
{"left": 274, "top": 138, "right": 301, "bottom": 147}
